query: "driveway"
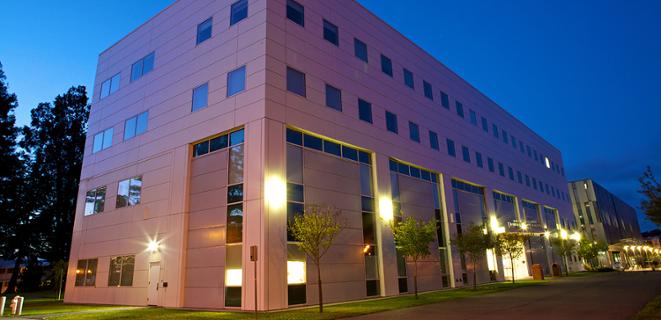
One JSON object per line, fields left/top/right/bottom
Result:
{"left": 351, "top": 272, "right": 661, "bottom": 320}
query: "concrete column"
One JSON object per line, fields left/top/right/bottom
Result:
{"left": 436, "top": 173, "right": 456, "bottom": 288}
{"left": 373, "top": 153, "right": 398, "bottom": 296}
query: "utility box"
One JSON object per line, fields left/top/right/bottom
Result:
{"left": 532, "top": 264, "right": 544, "bottom": 280}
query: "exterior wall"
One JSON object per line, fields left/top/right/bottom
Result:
{"left": 66, "top": 0, "right": 578, "bottom": 311}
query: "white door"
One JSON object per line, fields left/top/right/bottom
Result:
{"left": 148, "top": 262, "right": 160, "bottom": 306}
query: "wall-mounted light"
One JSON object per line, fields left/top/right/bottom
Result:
{"left": 490, "top": 216, "right": 505, "bottom": 234}
{"left": 560, "top": 229, "right": 568, "bottom": 240}
{"left": 147, "top": 240, "right": 160, "bottom": 253}
{"left": 379, "top": 196, "right": 393, "bottom": 222}
{"left": 265, "top": 175, "right": 286, "bottom": 210}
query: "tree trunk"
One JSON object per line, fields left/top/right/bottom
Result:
{"left": 564, "top": 255, "right": 569, "bottom": 276}
{"left": 3, "top": 258, "right": 21, "bottom": 294}
{"left": 413, "top": 259, "right": 418, "bottom": 299}
{"left": 472, "top": 256, "right": 477, "bottom": 290}
{"left": 510, "top": 253, "right": 515, "bottom": 284}
{"left": 317, "top": 261, "right": 323, "bottom": 313}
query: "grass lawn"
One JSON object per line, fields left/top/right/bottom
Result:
{"left": 633, "top": 295, "right": 661, "bottom": 320}
{"left": 2, "top": 291, "right": 127, "bottom": 317}
{"left": 15, "top": 281, "right": 545, "bottom": 319}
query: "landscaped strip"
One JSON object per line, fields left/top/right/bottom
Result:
{"left": 633, "top": 295, "right": 661, "bottom": 320}
{"left": 29, "top": 281, "right": 545, "bottom": 320}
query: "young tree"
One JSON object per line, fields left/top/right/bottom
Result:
{"left": 453, "top": 224, "right": 492, "bottom": 289}
{"left": 576, "top": 240, "right": 607, "bottom": 269}
{"left": 639, "top": 166, "right": 661, "bottom": 226}
{"left": 495, "top": 232, "right": 529, "bottom": 284}
{"left": 289, "top": 205, "right": 342, "bottom": 313}
{"left": 391, "top": 216, "right": 436, "bottom": 298}
{"left": 550, "top": 237, "right": 577, "bottom": 276}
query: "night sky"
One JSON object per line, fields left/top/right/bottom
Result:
{"left": 1, "top": 0, "right": 659, "bottom": 231}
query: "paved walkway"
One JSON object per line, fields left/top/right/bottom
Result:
{"left": 351, "top": 272, "right": 661, "bottom": 320}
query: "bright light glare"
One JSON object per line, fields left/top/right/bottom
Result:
{"left": 265, "top": 175, "right": 286, "bottom": 210}
{"left": 225, "top": 269, "right": 243, "bottom": 287}
{"left": 544, "top": 231, "right": 551, "bottom": 238}
{"left": 147, "top": 240, "right": 160, "bottom": 252}
{"left": 544, "top": 157, "right": 551, "bottom": 169}
{"left": 490, "top": 216, "right": 505, "bottom": 234}
{"left": 560, "top": 229, "right": 568, "bottom": 240}
{"left": 379, "top": 196, "right": 394, "bottom": 222}
{"left": 570, "top": 232, "right": 581, "bottom": 241}
{"left": 287, "top": 261, "right": 306, "bottom": 284}
{"left": 520, "top": 222, "right": 528, "bottom": 231}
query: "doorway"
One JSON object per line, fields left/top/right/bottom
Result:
{"left": 148, "top": 262, "right": 160, "bottom": 306}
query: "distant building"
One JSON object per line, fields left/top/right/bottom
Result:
{"left": 65, "top": 0, "right": 579, "bottom": 310}
{"left": 568, "top": 179, "right": 642, "bottom": 268}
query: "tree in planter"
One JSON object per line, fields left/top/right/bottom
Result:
{"left": 391, "top": 216, "right": 436, "bottom": 298}
{"left": 576, "top": 240, "right": 608, "bottom": 270}
{"left": 639, "top": 166, "right": 661, "bottom": 226}
{"left": 453, "top": 224, "right": 493, "bottom": 289}
{"left": 495, "top": 232, "right": 530, "bottom": 284}
{"left": 289, "top": 204, "right": 342, "bottom": 313}
{"left": 550, "top": 237, "right": 577, "bottom": 276}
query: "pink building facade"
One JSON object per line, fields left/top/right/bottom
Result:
{"left": 65, "top": 0, "right": 580, "bottom": 310}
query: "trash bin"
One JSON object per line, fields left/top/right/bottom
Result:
{"left": 552, "top": 263, "right": 561, "bottom": 276}
{"left": 532, "top": 264, "right": 544, "bottom": 280}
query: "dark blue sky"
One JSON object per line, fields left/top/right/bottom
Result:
{"left": 1, "top": 1, "right": 659, "bottom": 231}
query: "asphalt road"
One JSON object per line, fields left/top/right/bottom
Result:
{"left": 351, "top": 272, "right": 661, "bottom": 320}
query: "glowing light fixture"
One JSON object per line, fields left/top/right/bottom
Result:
{"left": 544, "top": 231, "right": 551, "bottom": 238}
{"left": 147, "top": 240, "right": 160, "bottom": 253}
{"left": 363, "top": 244, "right": 371, "bottom": 254}
{"left": 560, "top": 229, "right": 568, "bottom": 240}
{"left": 225, "top": 268, "right": 243, "bottom": 287}
{"left": 570, "top": 232, "right": 581, "bottom": 241}
{"left": 379, "top": 196, "right": 394, "bottom": 222}
{"left": 623, "top": 245, "right": 629, "bottom": 251}
{"left": 490, "top": 216, "right": 505, "bottom": 234}
{"left": 520, "top": 222, "right": 528, "bottom": 231}
{"left": 287, "top": 261, "right": 306, "bottom": 284}
{"left": 265, "top": 175, "right": 286, "bottom": 210}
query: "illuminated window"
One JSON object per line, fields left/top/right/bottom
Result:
{"left": 84, "top": 186, "right": 106, "bottom": 216}
{"left": 74, "top": 259, "right": 97, "bottom": 287}
{"left": 108, "top": 255, "right": 134, "bottom": 287}
{"left": 545, "top": 156, "right": 551, "bottom": 169}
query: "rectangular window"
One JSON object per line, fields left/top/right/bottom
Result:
{"left": 74, "top": 259, "right": 97, "bottom": 287}
{"left": 446, "top": 139, "right": 456, "bottom": 157}
{"left": 100, "top": 73, "right": 120, "bottom": 99}
{"left": 498, "top": 162, "right": 505, "bottom": 176}
{"left": 84, "top": 186, "right": 106, "bottom": 216}
{"left": 108, "top": 256, "right": 135, "bottom": 287}
{"left": 385, "top": 111, "right": 398, "bottom": 133}
{"left": 92, "top": 127, "right": 113, "bottom": 153}
{"left": 358, "top": 99, "right": 372, "bottom": 123}
{"left": 227, "top": 66, "right": 246, "bottom": 97}
{"left": 286, "top": 0, "right": 304, "bottom": 26}
{"left": 196, "top": 18, "right": 213, "bottom": 44}
{"left": 517, "top": 171, "right": 523, "bottom": 184}
{"left": 462, "top": 146, "right": 470, "bottom": 163}
{"left": 130, "top": 52, "right": 155, "bottom": 82}
{"left": 191, "top": 82, "right": 209, "bottom": 112}
{"left": 409, "top": 122, "right": 420, "bottom": 142}
{"left": 440, "top": 91, "right": 449, "bottom": 109}
{"left": 116, "top": 176, "right": 142, "bottom": 208}
{"left": 325, "top": 84, "right": 342, "bottom": 111}
{"left": 429, "top": 130, "right": 439, "bottom": 150}
{"left": 456, "top": 101, "right": 464, "bottom": 118}
{"left": 508, "top": 166, "right": 514, "bottom": 180}
{"left": 487, "top": 157, "right": 495, "bottom": 172}
{"left": 354, "top": 38, "right": 368, "bottom": 62}
{"left": 323, "top": 19, "right": 339, "bottom": 46}
{"left": 476, "top": 152, "right": 483, "bottom": 168}
{"left": 380, "top": 54, "right": 393, "bottom": 77}
{"left": 286, "top": 67, "right": 306, "bottom": 97}
{"left": 423, "top": 81, "right": 433, "bottom": 100}
{"left": 502, "top": 130, "right": 508, "bottom": 144}
{"left": 230, "top": 0, "right": 248, "bottom": 25}
{"left": 492, "top": 124, "right": 499, "bottom": 138}
{"left": 469, "top": 110, "right": 477, "bottom": 125}
{"left": 124, "top": 111, "right": 148, "bottom": 140}
{"left": 481, "top": 117, "right": 488, "bottom": 132}
{"left": 403, "top": 68, "right": 414, "bottom": 89}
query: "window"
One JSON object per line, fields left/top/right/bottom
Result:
{"left": 440, "top": 91, "right": 449, "bottom": 109}
{"left": 508, "top": 166, "right": 514, "bottom": 180}
{"left": 456, "top": 101, "right": 464, "bottom": 118}
{"left": 476, "top": 152, "right": 483, "bottom": 168}
{"left": 498, "top": 162, "right": 505, "bottom": 176}
{"left": 462, "top": 146, "right": 470, "bottom": 163}
{"left": 354, "top": 38, "right": 368, "bottom": 62}
{"left": 84, "top": 186, "right": 106, "bottom": 216}
{"left": 517, "top": 171, "right": 523, "bottom": 184}
{"left": 191, "top": 83, "right": 209, "bottom": 112}
{"left": 492, "top": 124, "right": 499, "bottom": 138}
{"left": 380, "top": 54, "right": 393, "bottom": 77}
{"left": 385, "top": 111, "right": 398, "bottom": 133}
{"left": 403, "top": 68, "right": 414, "bottom": 89}
{"left": 409, "top": 122, "right": 420, "bottom": 142}
{"left": 92, "top": 127, "right": 113, "bottom": 153}
{"left": 544, "top": 156, "right": 551, "bottom": 169}
{"left": 481, "top": 117, "right": 488, "bottom": 132}
{"left": 230, "top": 0, "right": 248, "bottom": 25}
{"left": 75, "top": 259, "right": 97, "bottom": 286}
{"left": 196, "top": 18, "right": 213, "bottom": 44}
{"left": 108, "top": 256, "right": 135, "bottom": 287}
{"left": 469, "top": 110, "right": 477, "bottom": 125}
{"left": 227, "top": 66, "right": 246, "bottom": 96}
{"left": 116, "top": 176, "right": 142, "bottom": 208}
{"left": 488, "top": 157, "right": 495, "bottom": 172}
{"left": 100, "top": 73, "right": 120, "bottom": 99}
{"left": 429, "top": 131, "right": 439, "bottom": 150}
{"left": 325, "top": 84, "right": 342, "bottom": 111}
{"left": 286, "top": 0, "right": 304, "bottom": 26}
{"left": 423, "top": 81, "right": 433, "bottom": 100}
{"left": 130, "top": 52, "right": 155, "bottom": 82}
{"left": 323, "top": 19, "right": 339, "bottom": 46}
{"left": 286, "top": 67, "right": 306, "bottom": 96}
{"left": 358, "top": 99, "right": 372, "bottom": 123}
{"left": 446, "top": 139, "right": 456, "bottom": 157}
{"left": 502, "top": 130, "right": 508, "bottom": 144}
{"left": 124, "top": 111, "right": 148, "bottom": 140}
